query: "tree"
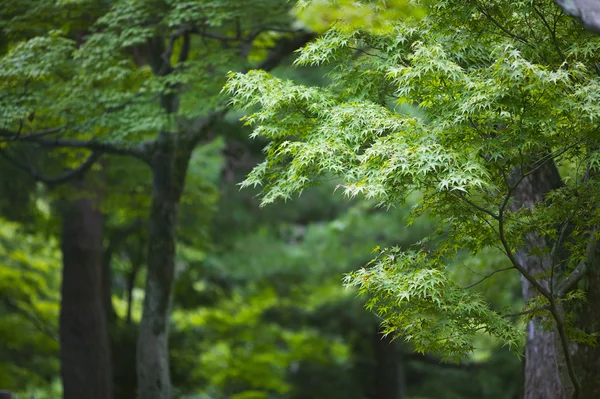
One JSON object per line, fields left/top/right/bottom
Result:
{"left": 0, "top": 1, "right": 312, "bottom": 397}
{"left": 227, "top": 1, "right": 600, "bottom": 398}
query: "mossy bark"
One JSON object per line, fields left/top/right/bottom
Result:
{"left": 136, "top": 132, "right": 191, "bottom": 399}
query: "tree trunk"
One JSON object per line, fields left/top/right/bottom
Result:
{"left": 511, "top": 160, "right": 565, "bottom": 399}
{"left": 136, "top": 134, "right": 191, "bottom": 399}
{"left": 59, "top": 181, "right": 113, "bottom": 399}
{"left": 512, "top": 158, "right": 600, "bottom": 397}
{"left": 373, "top": 328, "right": 405, "bottom": 399}
{"left": 573, "top": 245, "right": 600, "bottom": 397}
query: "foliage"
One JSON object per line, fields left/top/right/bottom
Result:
{"left": 346, "top": 247, "right": 522, "bottom": 361}
{"left": 227, "top": 0, "right": 600, "bottom": 364}
{"left": 0, "top": 0, "right": 297, "bottom": 148}
{"left": 0, "top": 0, "right": 541, "bottom": 398}
{"left": 294, "top": 0, "right": 425, "bottom": 34}
{"left": 0, "top": 219, "right": 61, "bottom": 393}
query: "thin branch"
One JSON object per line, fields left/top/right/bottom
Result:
{"left": 191, "top": 30, "right": 239, "bottom": 42}
{"left": 105, "top": 92, "right": 161, "bottom": 113}
{"left": 30, "top": 136, "right": 151, "bottom": 160}
{"left": 183, "top": 30, "right": 315, "bottom": 145}
{"left": 255, "top": 31, "right": 315, "bottom": 71}
{"left": 474, "top": 2, "right": 529, "bottom": 44}
{"left": 498, "top": 207, "right": 552, "bottom": 300}
{"left": 502, "top": 306, "right": 549, "bottom": 318}
{"left": 3, "top": 298, "right": 58, "bottom": 341}
{"left": 0, "top": 148, "right": 101, "bottom": 187}
{"left": 532, "top": 4, "right": 565, "bottom": 61}
{"left": 450, "top": 191, "right": 499, "bottom": 220}
{"left": 192, "top": 27, "right": 304, "bottom": 42}
{"left": 550, "top": 211, "right": 575, "bottom": 295}
{"left": 462, "top": 266, "right": 515, "bottom": 289}
{"left": 556, "top": 230, "right": 596, "bottom": 297}
{"left": 348, "top": 46, "right": 386, "bottom": 60}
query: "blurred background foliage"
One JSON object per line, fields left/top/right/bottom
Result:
{"left": 0, "top": 0, "right": 523, "bottom": 398}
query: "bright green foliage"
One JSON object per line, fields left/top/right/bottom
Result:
{"left": 295, "top": 0, "right": 425, "bottom": 34}
{"left": 0, "top": 0, "right": 295, "bottom": 143}
{"left": 0, "top": 219, "right": 61, "bottom": 393}
{"left": 172, "top": 285, "right": 350, "bottom": 397}
{"left": 227, "top": 0, "right": 600, "bottom": 361}
{"left": 346, "top": 247, "right": 522, "bottom": 361}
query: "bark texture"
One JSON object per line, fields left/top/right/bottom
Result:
{"left": 573, "top": 246, "right": 600, "bottom": 398}
{"left": 136, "top": 133, "right": 191, "bottom": 399}
{"left": 59, "top": 182, "right": 113, "bottom": 399}
{"left": 511, "top": 158, "right": 600, "bottom": 398}
{"left": 511, "top": 160, "right": 565, "bottom": 399}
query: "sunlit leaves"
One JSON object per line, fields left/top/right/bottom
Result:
{"left": 228, "top": 0, "right": 600, "bottom": 362}
{"left": 344, "top": 247, "right": 523, "bottom": 360}
{"left": 295, "top": 0, "right": 425, "bottom": 34}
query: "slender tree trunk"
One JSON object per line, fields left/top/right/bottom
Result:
{"left": 136, "top": 133, "right": 191, "bottom": 399}
{"left": 59, "top": 181, "right": 113, "bottom": 399}
{"left": 511, "top": 160, "right": 565, "bottom": 399}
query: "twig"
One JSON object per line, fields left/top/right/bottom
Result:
{"left": 462, "top": 266, "right": 515, "bottom": 289}
{"left": 502, "top": 306, "right": 549, "bottom": 318}
{"left": 474, "top": 1, "right": 529, "bottom": 44}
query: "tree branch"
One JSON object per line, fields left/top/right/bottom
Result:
{"left": 182, "top": 30, "right": 315, "bottom": 146}
{"left": 462, "top": 266, "right": 515, "bottom": 289}
{"left": 0, "top": 126, "right": 65, "bottom": 142}
{"left": 255, "top": 31, "right": 315, "bottom": 71}
{"left": 502, "top": 306, "right": 549, "bottom": 318}
{"left": 0, "top": 124, "right": 153, "bottom": 160}
{"left": 556, "top": 231, "right": 596, "bottom": 296}
{"left": 498, "top": 203, "right": 552, "bottom": 300}
{"left": 533, "top": 4, "right": 565, "bottom": 61}
{"left": 3, "top": 298, "right": 58, "bottom": 341}
{"left": 0, "top": 148, "right": 101, "bottom": 187}
{"left": 550, "top": 211, "right": 575, "bottom": 295}
{"left": 32, "top": 136, "right": 151, "bottom": 160}
{"left": 178, "top": 32, "right": 191, "bottom": 64}
{"left": 474, "top": 1, "right": 529, "bottom": 44}
{"left": 450, "top": 191, "right": 500, "bottom": 220}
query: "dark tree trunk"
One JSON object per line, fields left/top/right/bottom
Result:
{"left": 373, "top": 328, "right": 405, "bottom": 399}
{"left": 136, "top": 133, "right": 191, "bottom": 399}
{"left": 573, "top": 244, "right": 600, "bottom": 397}
{"left": 59, "top": 182, "right": 113, "bottom": 399}
{"left": 511, "top": 160, "right": 565, "bottom": 399}
{"left": 102, "top": 254, "right": 116, "bottom": 326}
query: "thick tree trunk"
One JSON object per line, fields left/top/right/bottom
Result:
{"left": 136, "top": 134, "right": 191, "bottom": 399}
{"left": 59, "top": 182, "right": 113, "bottom": 399}
{"left": 512, "top": 158, "right": 600, "bottom": 397}
{"left": 573, "top": 246, "right": 600, "bottom": 398}
{"left": 511, "top": 160, "right": 565, "bottom": 399}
